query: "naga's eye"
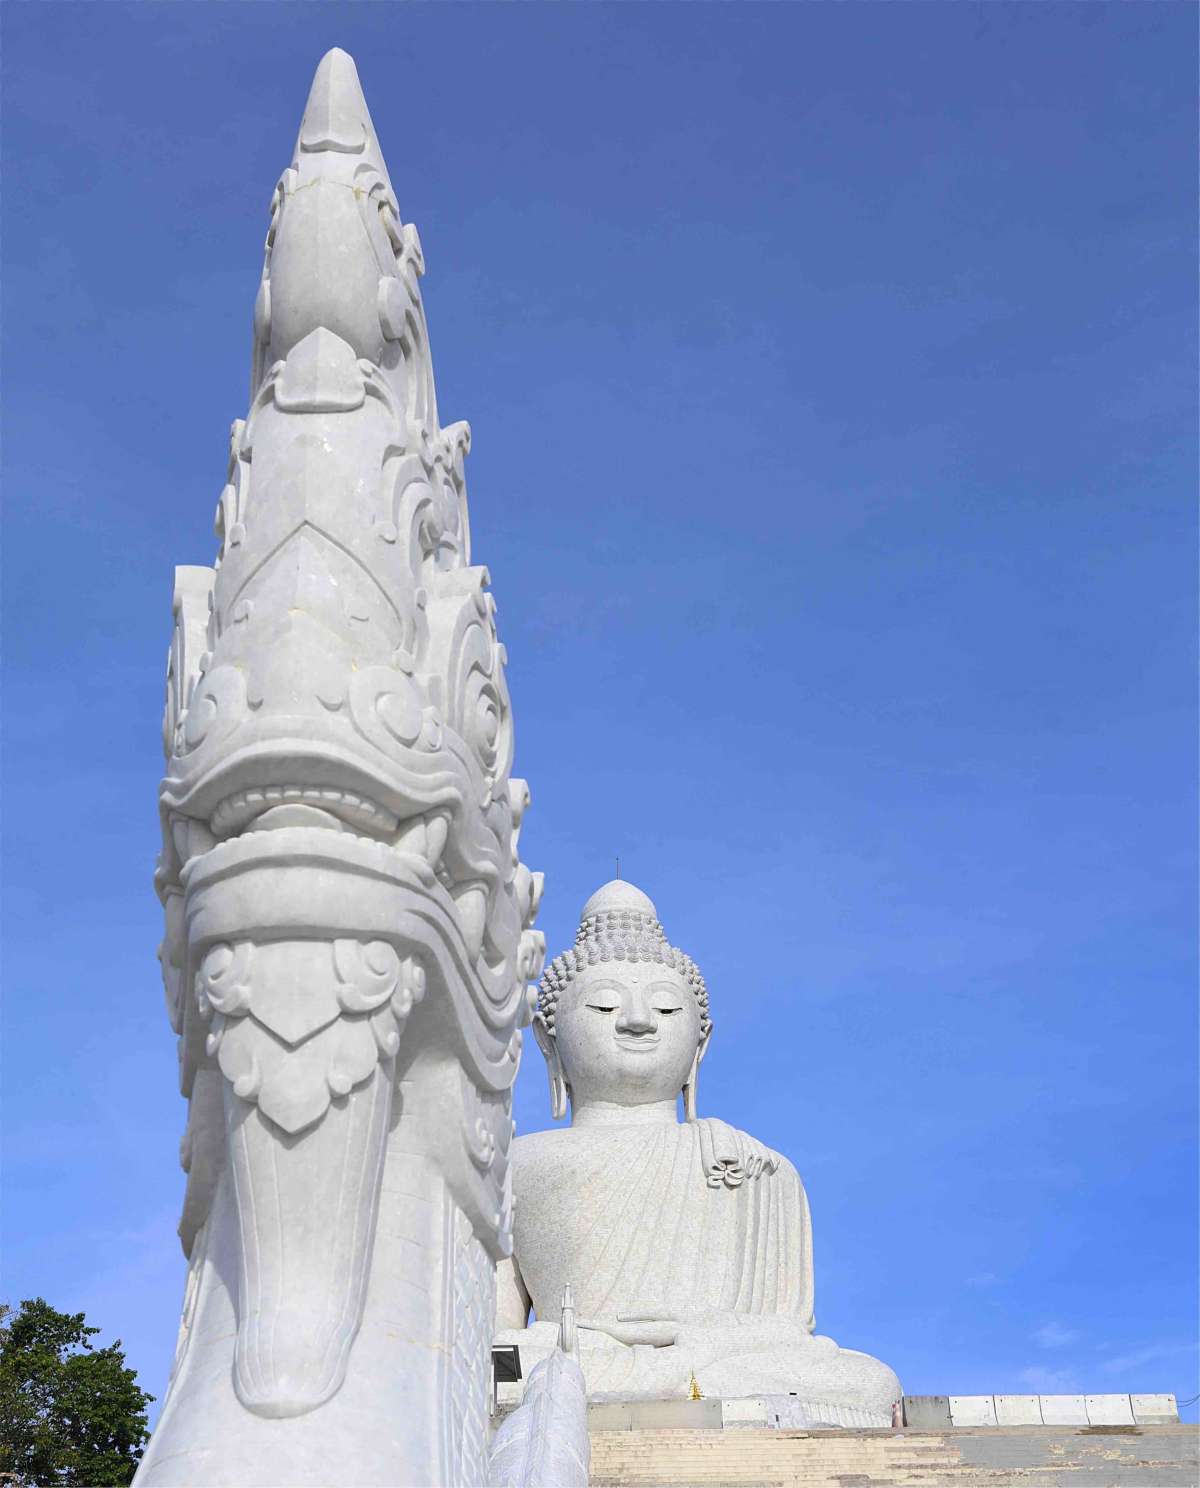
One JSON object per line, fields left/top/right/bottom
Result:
{"left": 586, "top": 1003, "right": 618, "bottom": 1013}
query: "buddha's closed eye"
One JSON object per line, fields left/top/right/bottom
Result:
{"left": 656, "top": 1007, "right": 682, "bottom": 1015}
{"left": 586, "top": 1003, "right": 618, "bottom": 1013}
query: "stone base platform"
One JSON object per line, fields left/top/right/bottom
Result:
{"left": 587, "top": 1424, "right": 1199, "bottom": 1487}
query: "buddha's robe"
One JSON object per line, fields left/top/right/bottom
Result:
{"left": 495, "top": 1118, "right": 900, "bottom": 1423}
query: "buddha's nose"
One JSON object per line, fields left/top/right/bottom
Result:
{"left": 616, "top": 992, "right": 658, "bottom": 1035}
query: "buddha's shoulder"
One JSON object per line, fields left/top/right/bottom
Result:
{"left": 511, "top": 1121, "right": 670, "bottom": 1172}
{"left": 510, "top": 1126, "right": 602, "bottom": 1188}
{"left": 513, "top": 1125, "right": 570, "bottom": 1156}
{"left": 512, "top": 1126, "right": 584, "bottom": 1166}
{"left": 699, "top": 1116, "right": 801, "bottom": 1180}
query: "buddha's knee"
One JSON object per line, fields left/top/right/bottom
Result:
{"left": 827, "top": 1347, "right": 902, "bottom": 1409}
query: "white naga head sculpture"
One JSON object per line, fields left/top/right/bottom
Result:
{"left": 534, "top": 881, "right": 711, "bottom": 1121}
{"left": 151, "top": 48, "right": 543, "bottom": 1450}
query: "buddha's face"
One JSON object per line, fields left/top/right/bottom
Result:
{"left": 552, "top": 961, "right": 703, "bottom": 1107}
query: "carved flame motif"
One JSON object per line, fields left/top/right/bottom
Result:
{"left": 154, "top": 49, "right": 542, "bottom": 1421}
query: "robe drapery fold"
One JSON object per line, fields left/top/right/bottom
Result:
{"left": 512, "top": 1119, "right": 815, "bottom": 1332}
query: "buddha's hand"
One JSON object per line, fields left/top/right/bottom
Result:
{"left": 576, "top": 1314, "right": 680, "bottom": 1348}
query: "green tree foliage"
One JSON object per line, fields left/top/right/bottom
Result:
{"left": 0, "top": 1299, "right": 153, "bottom": 1486}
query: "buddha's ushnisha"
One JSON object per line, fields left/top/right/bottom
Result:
{"left": 495, "top": 880, "right": 902, "bottom": 1423}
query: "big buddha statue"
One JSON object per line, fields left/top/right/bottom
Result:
{"left": 494, "top": 879, "right": 901, "bottom": 1426}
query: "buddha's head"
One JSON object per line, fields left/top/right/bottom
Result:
{"left": 534, "top": 880, "right": 712, "bottom": 1121}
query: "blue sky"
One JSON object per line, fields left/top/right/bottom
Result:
{"left": 3, "top": 3, "right": 1196, "bottom": 1422}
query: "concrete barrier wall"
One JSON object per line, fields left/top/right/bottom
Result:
{"left": 902, "top": 1392, "right": 1178, "bottom": 1427}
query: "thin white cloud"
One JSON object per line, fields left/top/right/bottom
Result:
{"left": 1019, "top": 1365, "right": 1080, "bottom": 1392}
{"left": 1100, "top": 1341, "right": 1195, "bottom": 1377}
{"left": 1033, "top": 1320, "right": 1080, "bottom": 1349}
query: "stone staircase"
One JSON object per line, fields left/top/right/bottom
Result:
{"left": 588, "top": 1423, "right": 1199, "bottom": 1487}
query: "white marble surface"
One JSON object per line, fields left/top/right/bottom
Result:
{"left": 137, "top": 48, "right": 543, "bottom": 1486}
{"left": 496, "top": 881, "right": 901, "bottom": 1424}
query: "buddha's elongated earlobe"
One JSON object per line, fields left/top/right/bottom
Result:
{"left": 533, "top": 1016, "right": 570, "bottom": 1121}
{"left": 682, "top": 1024, "right": 713, "bottom": 1123}
{"left": 550, "top": 1062, "right": 569, "bottom": 1121}
{"left": 682, "top": 1062, "right": 699, "bottom": 1123}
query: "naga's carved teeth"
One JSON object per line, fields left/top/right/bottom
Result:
{"left": 452, "top": 882, "right": 488, "bottom": 959}
{"left": 170, "top": 815, "right": 217, "bottom": 867}
{"left": 392, "top": 810, "right": 449, "bottom": 869}
{"left": 210, "top": 786, "right": 398, "bottom": 839}
{"left": 394, "top": 813, "right": 428, "bottom": 858}
{"left": 251, "top": 804, "right": 345, "bottom": 833}
{"left": 425, "top": 813, "right": 449, "bottom": 869}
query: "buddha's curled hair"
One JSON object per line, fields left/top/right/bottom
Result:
{"left": 537, "top": 905, "right": 711, "bottom": 1037}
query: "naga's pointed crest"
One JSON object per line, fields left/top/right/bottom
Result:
{"left": 296, "top": 48, "right": 385, "bottom": 162}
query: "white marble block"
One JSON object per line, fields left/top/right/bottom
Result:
{"left": 1038, "top": 1394, "right": 1089, "bottom": 1426}
{"left": 993, "top": 1394, "right": 1044, "bottom": 1426}
{"left": 1131, "top": 1393, "right": 1180, "bottom": 1425}
{"left": 1086, "top": 1393, "right": 1137, "bottom": 1425}
{"left": 948, "top": 1395, "right": 999, "bottom": 1427}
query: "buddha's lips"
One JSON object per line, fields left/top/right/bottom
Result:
{"left": 614, "top": 1036, "right": 661, "bottom": 1052}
